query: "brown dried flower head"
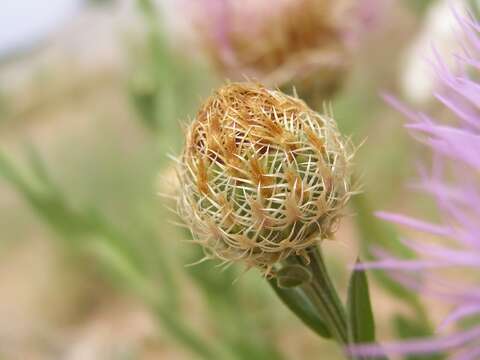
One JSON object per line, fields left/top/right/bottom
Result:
{"left": 177, "top": 82, "right": 354, "bottom": 273}
{"left": 191, "top": 0, "right": 353, "bottom": 98}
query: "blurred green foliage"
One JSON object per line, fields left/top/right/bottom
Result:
{"left": 404, "top": 0, "right": 437, "bottom": 17}
{"left": 0, "top": 1, "right": 288, "bottom": 359}
{"left": 470, "top": 0, "right": 480, "bottom": 19}
{"left": 393, "top": 315, "right": 444, "bottom": 360}
{"left": 0, "top": 94, "right": 283, "bottom": 360}
{"left": 129, "top": 0, "right": 215, "bottom": 146}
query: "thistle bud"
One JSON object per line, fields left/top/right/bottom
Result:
{"left": 176, "top": 82, "right": 354, "bottom": 273}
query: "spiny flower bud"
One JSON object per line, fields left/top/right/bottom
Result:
{"left": 176, "top": 82, "right": 354, "bottom": 273}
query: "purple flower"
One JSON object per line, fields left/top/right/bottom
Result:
{"left": 352, "top": 10, "right": 480, "bottom": 360}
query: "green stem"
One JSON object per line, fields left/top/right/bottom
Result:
{"left": 268, "top": 278, "right": 332, "bottom": 339}
{"left": 301, "top": 247, "right": 389, "bottom": 360}
{"left": 298, "top": 248, "right": 349, "bottom": 345}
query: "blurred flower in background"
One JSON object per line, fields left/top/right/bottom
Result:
{"left": 180, "top": 0, "right": 387, "bottom": 101}
{"left": 354, "top": 8, "right": 480, "bottom": 359}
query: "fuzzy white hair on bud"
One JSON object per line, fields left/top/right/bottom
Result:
{"left": 176, "top": 82, "right": 355, "bottom": 274}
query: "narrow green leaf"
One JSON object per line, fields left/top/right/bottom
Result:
{"left": 0, "top": 151, "right": 32, "bottom": 193}
{"left": 25, "top": 144, "right": 56, "bottom": 191}
{"left": 87, "top": 239, "right": 158, "bottom": 303}
{"left": 347, "top": 259, "right": 375, "bottom": 344}
{"left": 347, "top": 259, "right": 390, "bottom": 360}
{"left": 268, "top": 278, "right": 331, "bottom": 339}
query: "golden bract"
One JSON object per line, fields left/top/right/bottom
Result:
{"left": 177, "top": 82, "right": 353, "bottom": 273}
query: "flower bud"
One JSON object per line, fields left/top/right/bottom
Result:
{"left": 176, "top": 82, "right": 354, "bottom": 273}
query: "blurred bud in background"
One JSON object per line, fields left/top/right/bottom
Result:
{"left": 176, "top": 0, "right": 386, "bottom": 104}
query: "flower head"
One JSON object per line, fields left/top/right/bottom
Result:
{"left": 353, "top": 10, "right": 480, "bottom": 358}
{"left": 184, "top": 0, "right": 376, "bottom": 99}
{"left": 176, "top": 82, "right": 354, "bottom": 273}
